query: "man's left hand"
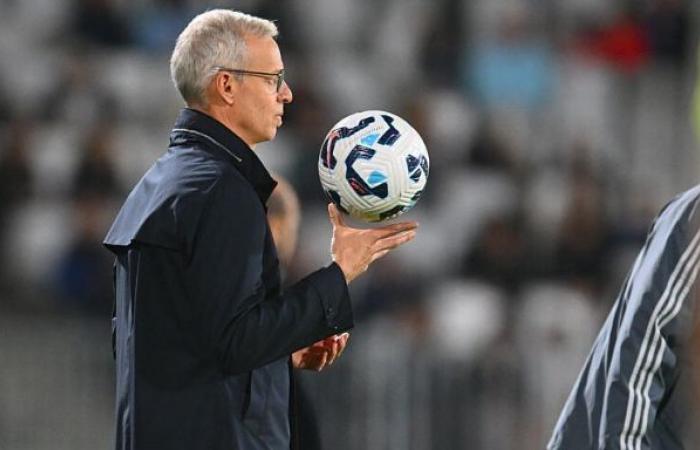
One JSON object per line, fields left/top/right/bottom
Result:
{"left": 292, "top": 333, "right": 350, "bottom": 371}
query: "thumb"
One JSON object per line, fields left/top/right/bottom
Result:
{"left": 328, "top": 203, "right": 345, "bottom": 227}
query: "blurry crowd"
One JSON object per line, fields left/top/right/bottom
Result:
{"left": 0, "top": 0, "right": 698, "bottom": 449}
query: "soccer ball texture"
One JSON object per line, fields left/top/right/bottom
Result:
{"left": 318, "top": 110, "right": 430, "bottom": 222}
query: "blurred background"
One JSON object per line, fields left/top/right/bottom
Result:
{"left": 0, "top": 0, "right": 699, "bottom": 449}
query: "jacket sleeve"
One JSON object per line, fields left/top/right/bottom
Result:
{"left": 549, "top": 193, "right": 700, "bottom": 450}
{"left": 598, "top": 318, "right": 675, "bottom": 449}
{"left": 184, "top": 178, "right": 353, "bottom": 376}
{"left": 598, "top": 240, "right": 699, "bottom": 449}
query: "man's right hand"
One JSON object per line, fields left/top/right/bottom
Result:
{"left": 328, "top": 203, "right": 418, "bottom": 283}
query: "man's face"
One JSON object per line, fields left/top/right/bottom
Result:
{"left": 226, "top": 35, "right": 293, "bottom": 147}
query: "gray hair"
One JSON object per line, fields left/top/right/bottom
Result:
{"left": 170, "top": 9, "right": 278, "bottom": 106}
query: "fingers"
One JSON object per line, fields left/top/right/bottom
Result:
{"left": 311, "top": 339, "right": 327, "bottom": 349}
{"left": 293, "top": 345, "right": 329, "bottom": 371}
{"left": 373, "top": 221, "right": 419, "bottom": 238}
{"left": 326, "top": 338, "right": 341, "bottom": 366}
{"left": 367, "top": 229, "right": 416, "bottom": 264}
{"left": 313, "top": 350, "right": 329, "bottom": 372}
{"left": 305, "top": 347, "right": 329, "bottom": 371}
{"left": 370, "top": 249, "right": 390, "bottom": 263}
{"left": 299, "top": 333, "right": 351, "bottom": 371}
{"left": 373, "top": 229, "right": 417, "bottom": 253}
{"left": 291, "top": 349, "right": 303, "bottom": 369}
{"left": 337, "top": 333, "right": 350, "bottom": 358}
{"left": 327, "top": 203, "right": 345, "bottom": 228}
{"left": 326, "top": 332, "right": 351, "bottom": 365}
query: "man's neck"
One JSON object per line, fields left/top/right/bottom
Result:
{"left": 188, "top": 104, "right": 256, "bottom": 150}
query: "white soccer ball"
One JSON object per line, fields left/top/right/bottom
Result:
{"left": 318, "top": 110, "right": 430, "bottom": 222}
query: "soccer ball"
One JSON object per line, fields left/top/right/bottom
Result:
{"left": 318, "top": 110, "right": 430, "bottom": 222}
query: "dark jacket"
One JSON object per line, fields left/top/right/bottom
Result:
{"left": 104, "top": 108, "right": 353, "bottom": 450}
{"left": 548, "top": 185, "right": 700, "bottom": 450}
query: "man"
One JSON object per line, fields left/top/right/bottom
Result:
{"left": 268, "top": 175, "right": 350, "bottom": 374}
{"left": 547, "top": 185, "right": 700, "bottom": 449}
{"left": 267, "top": 176, "right": 301, "bottom": 277}
{"left": 267, "top": 175, "right": 344, "bottom": 450}
{"left": 103, "top": 10, "right": 417, "bottom": 450}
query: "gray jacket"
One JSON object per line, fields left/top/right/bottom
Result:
{"left": 548, "top": 185, "right": 700, "bottom": 450}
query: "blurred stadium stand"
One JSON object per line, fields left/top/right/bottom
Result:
{"left": 0, "top": 0, "right": 699, "bottom": 448}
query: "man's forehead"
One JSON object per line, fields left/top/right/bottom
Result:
{"left": 244, "top": 35, "right": 282, "bottom": 62}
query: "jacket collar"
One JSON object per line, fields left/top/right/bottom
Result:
{"left": 169, "top": 108, "right": 277, "bottom": 204}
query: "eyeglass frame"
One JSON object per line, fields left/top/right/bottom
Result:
{"left": 213, "top": 66, "right": 286, "bottom": 93}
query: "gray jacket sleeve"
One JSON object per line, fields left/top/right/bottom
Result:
{"left": 549, "top": 188, "right": 700, "bottom": 450}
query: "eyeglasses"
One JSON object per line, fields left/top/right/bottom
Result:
{"left": 214, "top": 67, "right": 286, "bottom": 93}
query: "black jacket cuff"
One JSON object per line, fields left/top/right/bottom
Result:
{"left": 307, "top": 262, "right": 353, "bottom": 333}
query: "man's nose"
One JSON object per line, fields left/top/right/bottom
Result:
{"left": 279, "top": 81, "right": 293, "bottom": 104}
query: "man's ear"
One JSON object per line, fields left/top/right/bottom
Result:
{"left": 214, "top": 71, "right": 237, "bottom": 106}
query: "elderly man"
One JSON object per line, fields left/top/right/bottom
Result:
{"left": 104, "top": 9, "right": 417, "bottom": 450}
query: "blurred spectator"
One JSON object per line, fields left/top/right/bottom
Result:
{"left": 354, "top": 259, "right": 426, "bottom": 321}
{"left": 460, "top": 212, "right": 532, "bottom": 295}
{"left": 0, "top": 118, "right": 34, "bottom": 289}
{"left": 72, "top": 0, "right": 131, "bottom": 47}
{"left": 420, "top": 0, "right": 466, "bottom": 86}
{"left": 0, "top": 119, "right": 33, "bottom": 220}
{"left": 267, "top": 176, "right": 301, "bottom": 278}
{"left": 645, "top": 0, "right": 690, "bottom": 67}
{"left": 583, "top": 3, "right": 650, "bottom": 74}
{"left": 0, "top": 120, "right": 35, "bottom": 294}
{"left": 43, "top": 53, "right": 118, "bottom": 124}
{"left": 552, "top": 149, "right": 612, "bottom": 296}
{"left": 54, "top": 195, "right": 113, "bottom": 316}
{"left": 72, "top": 122, "right": 122, "bottom": 200}
{"left": 129, "top": 0, "right": 194, "bottom": 53}
{"left": 465, "top": 8, "right": 555, "bottom": 111}
{"left": 248, "top": 1, "right": 299, "bottom": 55}
{"left": 284, "top": 81, "right": 333, "bottom": 203}
{"left": 467, "top": 119, "right": 520, "bottom": 173}
{"left": 267, "top": 176, "right": 343, "bottom": 450}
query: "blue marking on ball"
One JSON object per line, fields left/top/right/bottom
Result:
{"left": 361, "top": 133, "right": 380, "bottom": 146}
{"left": 345, "top": 145, "right": 388, "bottom": 199}
{"left": 367, "top": 170, "right": 387, "bottom": 186}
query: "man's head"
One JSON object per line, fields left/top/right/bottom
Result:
{"left": 170, "top": 9, "right": 293, "bottom": 147}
